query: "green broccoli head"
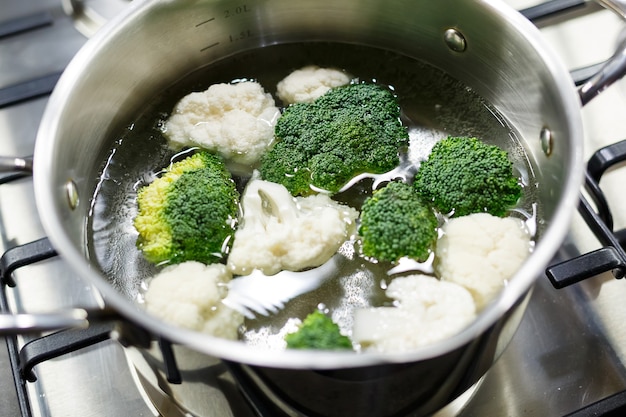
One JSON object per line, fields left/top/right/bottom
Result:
{"left": 413, "top": 136, "right": 522, "bottom": 217}
{"left": 359, "top": 181, "right": 438, "bottom": 263}
{"left": 260, "top": 83, "right": 409, "bottom": 196}
{"left": 256, "top": 140, "right": 313, "bottom": 196}
{"left": 284, "top": 310, "right": 353, "bottom": 350}
{"left": 134, "top": 151, "right": 240, "bottom": 265}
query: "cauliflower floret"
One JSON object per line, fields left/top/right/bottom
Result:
{"left": 352, "top": 275, "right": 476, "bottom": 353}
{"left": 144, "top": 262, "right": 244, "bottom": 339}
{"left": 435, "top": 213, "right": 532, "bottom": 311}
{"left": 164, "top": 81, "right": 280, "bottom": 165}
{"left": 227, "top": 178, "right": 358, "bottom": 275}
{"left": 276, "top": 65, "right": 352, "bottom": 104}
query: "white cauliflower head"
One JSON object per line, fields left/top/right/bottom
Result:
{"left": 435, "top": 213, "right": 532, "bottom": 311}
{"left": 227, "top": 179, "right": 359, "bottom": 276}
{"left": 163, "top": 81, "right": 280, "bottom": 165}
{"left": 144, "top": 261, "right": 244, "bottom": 339}
{"left": 276, "top": 65, "right": 352, "bottom": 104}
{"left": 352, "top": 275, "right": 476, "bottom": 353}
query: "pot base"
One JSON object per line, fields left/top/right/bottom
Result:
{"left": 124, "top": 344, "right": 483, "bottom": 417}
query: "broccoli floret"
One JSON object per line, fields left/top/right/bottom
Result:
{"left": 359, "top": 181, "right": 438, "bottom": 263}
{"left": 134, "top": 151, "right": 239, "bottom": 265}
{"left": 284, "top": 310, "right": 353, "bottom": 350}
{"left": 413, "top": 136, "right": 522, "bottom": 217}
{"left": 260, "top": 83, "right": 409, "bottom": 196}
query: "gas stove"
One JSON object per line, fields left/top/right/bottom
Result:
{"left": 3, "top": 1, "right": 626, "bottom": 416}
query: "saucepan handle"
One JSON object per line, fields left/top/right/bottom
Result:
{"left": 578, "top": 0, "right": 626, "bottom": 105}
{"left": 0, "top": 306, "right": 148, "bottom": 347}
{"left": 546, "top": 0, "right": 626, "bottom": 288}
{"left": 0, "top": 238, "right": 150, "bottom": 346}
{"left": 0, "top": 310, "right": 89, "bottom": 335}
{"left": 0, "top": 239, "right": 88, "bottom": 335}
{"left": 0, "top": 308, "right": 151, "bottom": 382}
{"left": 0, "top": 156, "right": 33, "bottom": 173}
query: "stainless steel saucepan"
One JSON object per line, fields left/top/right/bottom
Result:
{"left": 3, "top": 0, "right": 626, "bottom": 415}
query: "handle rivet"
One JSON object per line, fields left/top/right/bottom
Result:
{"left": 444, "top": 28, "right": 467, "bottom": 53}
{"left": 540, "top": 127, "right": 553, "bottom": 156}
{"left": 65, "top": 180, "right": 80, "bottom": 210}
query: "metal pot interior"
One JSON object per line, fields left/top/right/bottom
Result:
{"left": 34, "top": 0, "right": 583, "bottom": 370}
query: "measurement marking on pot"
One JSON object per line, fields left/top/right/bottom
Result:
{"left": 224, "top": 5, "right": 251, "bottom": 18}
{"left": 200, "top": 42, "right": 220, "bottom": 52}
{"left": 195, "top": 17, "right": 215, "bottom": 27}
{"left": 228, "top": 29, "right": 252, "bottom": 43}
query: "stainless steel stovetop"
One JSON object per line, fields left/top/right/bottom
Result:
{"left": 3, "top": 1, "right": 626, "bottom": 416}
